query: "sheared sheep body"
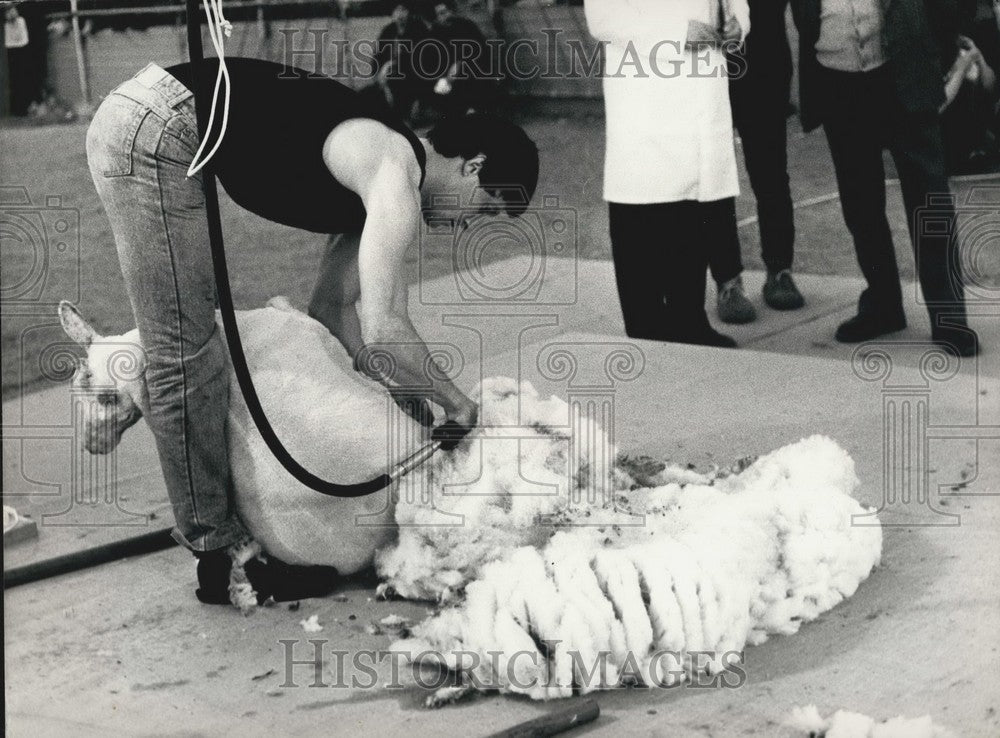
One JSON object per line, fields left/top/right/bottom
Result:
{"left": 221, "top": 300, "right": 416, "bottom": 573}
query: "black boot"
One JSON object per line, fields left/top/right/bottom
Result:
{"left": 195, "top": 549, "right": 339, "bottom": 606}
{"left": 836, "top": 290, "right": 907, "bottom": 343}
{"left": 663, "top": 314, "right": 737, "bottom": 348}
{"left": 932, "top": 325, "right": 980, "bottom": 357}
{"left": 244, "top": 556, "right": 341, "bottom": 603}
{"left": 835, "top": 311, "right": 907, "bottom": 343}
{"left": 195, "top": 550, "right": 235, "bottom": 605}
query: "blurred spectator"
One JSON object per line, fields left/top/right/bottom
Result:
{"left": 940, "top": 1, "right": 1000, "bottom": 173}
{"left": 427, "top": 1, "right": 495, "bottom": 115}
{"left": 941, "top": 35, "right": 999, "bottom": 172}
{"left": 584, "top": 0, "right": 750, "bottom": 348}
{"left": 709, "top": 0, "right": 806, "bottom": 325}
{"left": 791, "top": 0, "right": 980, "bottom": 356}
{"left": 5, "top": 4, "right": 39, "bottom": 115}
{"left": 4, "top": 5, "right": 27, "bottom": 47}
{"left": 367, "top": 1, "right": 430, "bottom": 122}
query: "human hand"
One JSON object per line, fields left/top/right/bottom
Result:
{"left": 433, "top": 398, "right": 478, "bottom": 450}
{"left": 958, "top": 35, "right": 983, "bottom": 63}
{"left": 447, "top": 396, "right": 478, "bottom": 431}
{"left": 686, "top": 20, "right": 723, "bottom": 49}
{"left": 721, "top": 16, "right": 742, "bottom": 45}
{"left": 389, "top": 389, "right": 435, "bottom": 428}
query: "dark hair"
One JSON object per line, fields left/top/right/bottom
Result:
{"left": 426, "top": 112, "right": 540, "bottom": 217}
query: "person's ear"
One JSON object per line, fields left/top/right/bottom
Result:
{"left": 462, "top": 154, "right": 486, "bottom": 178}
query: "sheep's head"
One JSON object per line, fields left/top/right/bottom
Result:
{"left": 58, "top": 301, "right": 147, "bottom": 454}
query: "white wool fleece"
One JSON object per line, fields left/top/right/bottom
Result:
{"left": 786, "top": 705, "right": 955, "bottom": 737}
{"left": 381, "top": 379, "right": 883, "bottom": 700}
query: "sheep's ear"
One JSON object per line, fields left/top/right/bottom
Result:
{"left": 58, "top": 301, "right": 98, "bottom": 347}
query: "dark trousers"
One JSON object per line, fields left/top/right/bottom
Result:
{"left": 609, "top": 199, "right": 739, "bottom": 341}
{"left": 820, "top": 65, "right": 968, "bottom": 327}
{"left": 709, "top": 4, "right": 796, "bottom": 285}
{"left": 941, "top": 81, "right": 999, "bottom": 174}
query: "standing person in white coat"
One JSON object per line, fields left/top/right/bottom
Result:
{"left": 585, "top": 0, "right": 749, "bottom": 347}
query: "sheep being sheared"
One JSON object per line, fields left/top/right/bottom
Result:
{"left": 374, "top": 377, "right": 713, "bottom": 602}
{"left": 380, "top": 380, "right": 883, "bottom": 700}
{"left": 59, "top": 298, "right": 420, "bottom": 587}
{"left": 60, "top": 299, "right": 881, "bottom": 678}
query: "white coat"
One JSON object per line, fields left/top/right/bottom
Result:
{"left": 584, "top": 0, "right": 750, "bottom": 204}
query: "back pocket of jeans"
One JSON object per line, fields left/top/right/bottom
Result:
{"left": 87, "top": 93, "right": 149, "bottom": 177}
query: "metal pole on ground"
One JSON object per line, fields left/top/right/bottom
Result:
{"left": 487, "top": 700, "right": 600, "bottom": 738}
{"left": 3, "top": 528, "right": 177, "bottom": 589}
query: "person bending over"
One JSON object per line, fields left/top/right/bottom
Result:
{"left": 85, "top": 57, "right": 539, "bottom": 604}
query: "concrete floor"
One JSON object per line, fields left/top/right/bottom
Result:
{"left": 4, "top": 259, "right": 1000, "bottom": 736}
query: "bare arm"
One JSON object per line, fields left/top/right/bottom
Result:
{"left": 323, "top": 122, "right": 478, "bottom": 428}
{"left": 308, "top": 233, "right": 365, "bottom": 358}
{"left": 354, "top": 169, "right": 477, "bottom": 426}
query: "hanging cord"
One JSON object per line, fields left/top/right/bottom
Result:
{"left": 187, "top": 0, "right": 232, "bottom": 176}
{"left": 183, "top": 0, "right": 461, "bottom": 497}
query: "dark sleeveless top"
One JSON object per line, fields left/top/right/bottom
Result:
{"left": 166, "top": 57, "right": 426, "bottom": 234}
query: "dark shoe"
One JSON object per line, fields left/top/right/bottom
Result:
{"left": 195, "top": 549, "right": 339, "bottom": 606}
{"left": 664, "top": 324, "right": 737, "bottom": 348}
{"left": 762, "top": 270, "right": 805, "bottom": 310}
{"left": 716, "top": 276, "right": 757, "bottom": 324}
{"left": 195, "top": 550, "right": 233, "bottom": 605}
{"left": 932, "top": 326, "right": 980, "bottom": 357}
{"left": 247, "top": 556, "right": 341, "bottom": 603}
{"left": 697, "top": 328, "right": 738, "bottom": 349}
{"left": 834, "top": 311, "right": 907, "bottom": 343}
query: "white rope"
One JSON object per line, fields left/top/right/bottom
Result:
{"left": 186, "top": 0, "right": 233, "bottom": 177}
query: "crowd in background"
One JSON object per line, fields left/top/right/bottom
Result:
{"left": 4, "top": 0, "right": 998, "bottom": 357}
{"left": 584, "top": 0, "right": 996, "bottom": 357}
{"left": 364, "top": 0, "right": 495, "bottom": 123}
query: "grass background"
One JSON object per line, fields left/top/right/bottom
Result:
{"left": 2, "top": 102, "right": 993, "bottom": 398}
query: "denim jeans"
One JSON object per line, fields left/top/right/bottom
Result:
{"left": 86, "top": 63, "right": 248, "bottom": 552}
